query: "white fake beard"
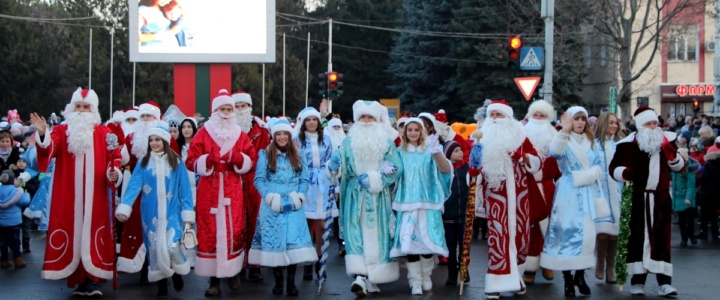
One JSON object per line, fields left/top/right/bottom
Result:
{"left": 235, "top": 108, "right": 253, "bottom": 133}
{"left": 480, "top": 117, "right": 526, "bottom": 189}
{"left": 205, "top": 112, "right": 239, "bottom": 141}
{"left": 327, "top": 128, "right": 346, "bottom": 150}
{"left": 121, "top": 121, "right": 134, "bottom": 136}
{"left": 637, "top": 126, "right": 663, "bottom": 154}
{"left": 350, "top": 121, "right": 389, "bottom": 173}
{"left": 65, "top": 112, "right": 100, "bottom": 156}
{"left": 524, "top": 118, "right": 557, "bottom": 157}
{"left": 132, "top": 120, "right": 159, "bottom": 158}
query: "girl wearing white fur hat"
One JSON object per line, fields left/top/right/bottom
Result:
{"left": 116, "top": 125, "right": 195, "bottom": 298}
{"left": 540, "top": 106, "right": 611, "bottom": 297}
{"left": 292, "top": 107, "right": 338, "bottom": 281}
{"left": 249, "top": 117, "right": 317, "bottom": 296}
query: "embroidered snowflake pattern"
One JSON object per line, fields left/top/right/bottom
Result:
{"left": 166, "top": 192, "right": 173, "bottom": 200}
{"left": 143, "top": 184, "right": 152, "bottom": 195}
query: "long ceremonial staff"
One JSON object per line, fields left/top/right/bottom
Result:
{"left": 459, "top": 177, "right": 477, "bottom": 295}
{"left": 317, "top": 182, "right": 336, "bottom": 295}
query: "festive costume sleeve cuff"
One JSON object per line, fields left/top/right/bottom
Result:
{"left": 612, "top": 166, "right": 628, "bottom": 182}
{"left": 668, "top": 155, "right": 684, "bottom": 172}
{"left": 548, "top": 132, "right": 569, "bottom": 157}
{"left": 366, "top": 170, "right": 384, "bottom": 194}
{"left": 571, "top": 167, "right": 599, "bottom": 187}
{"left": 35, "top": 132, "right": 52, "bottom": 148}
{"left": 524, "top": 154, "right": 541, "bottom": 174}
{"left": 115, "top": 203, "right": 133, "bottom": 219}
{"left": 121, "top": 146, "right": 130, "bottom": 166}
{"left": 289, "top": 192, "right": 305, "bottom": 210}
{"left": 181, "top": 210, "right": 196, "bottom": 223}
{"left": 233, "top": 153, "right": 253, "bottom": 174}
{"left": 106, "top": 166, "right": 123, "bottom": 187}
{"left": 195, "top": 154, "right": 214, "bottom": 176}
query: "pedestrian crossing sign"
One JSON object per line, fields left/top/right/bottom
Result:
{"left": 520, "top": 47, "right": 543, "bottom": 71}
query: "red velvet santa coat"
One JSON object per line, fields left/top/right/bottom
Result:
{"left": 609, "top": 133, "right": 684, "bottom": 277}
{"left": 241, "top": 120, "right": 270, "bottom": 262}
{"left": 117, "top": 132, "right": 179, "bottom": 273}
{"left": 185, "top": 126, "right": 256, "bottom": 277}
{"left": 525, "top": 156, "right": 560, "bottom": 272}
{"left": 477, "top": 138, "right": 540, "bottom": 293}
{"left": 35, "top": 124, "right": 122, "bottom": 287}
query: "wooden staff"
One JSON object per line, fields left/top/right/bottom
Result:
{"left": 459, "top": 177, "right": 477, "bottom": 295}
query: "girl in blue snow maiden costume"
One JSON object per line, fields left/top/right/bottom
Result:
{"left": 116, "top": 125, "right": 195, "bottom": 298}
{"left": 250, "top": 118, "right": 317, "bottom": 296}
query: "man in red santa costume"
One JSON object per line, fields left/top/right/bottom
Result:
{"left": 475, "top": 100, "right": 541, "bottom": 299}
{"left": 609, "top": 106, "right": 684, "bottom": 297}
{"left": 29, "top": 88, "right": 123, "bottom": 297}
{"left": 232, "top": 91, "right": 270, "bottom": 282}
{"left": 117, "top": 101, "right": 178, "bottom": 279}
{"left": 186, "top": 89, "right": 257, "bottom": 296}
{"left": 121, "top": 107, "right": 139, "bottom": 137}
{"left": 521, "top": 100, "right": 561, "bottom": 284}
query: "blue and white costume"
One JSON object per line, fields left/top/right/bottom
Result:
{"left": 390, "top": 143, "right": 451, "bottom": 258}
{"left": 541, "top": 129, "right": 611, "bottom": 271}
{"left": 23, "top": 145, "right": 54, "bottom": 231}
{"left": 116, "top": 152, "right": 196, "bottom": 282}
{"left": 249, "top": 149, "right": 317, "bottom": 267}
{"left": 595, "top": 137, "right": 623, "bottom": 235}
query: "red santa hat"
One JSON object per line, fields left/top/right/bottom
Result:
{"left": 527, "top": 100, "right": 554, "bottom": 119}
{"left": 433, "top": 109, "right": 448, "bottom": 124}
{"left": 231, "top": 91, "right": 252, "bottom": 106}
{"left": 138, "top": 101, "right": 161, "bottom": 120}
{"left": 487, "top": 100, "right": 514, "bottom": 119}
{"left": 397, "top": 111, "right": 412, "bottom": 126}
{"left": 69, "top": 88, "right": 99, "bottom": 112}
{"left": 147, "top": 124, "right": 171, "bottom": 144}
{"left": 633, "top": 106, "right": 658, "bottom": 126}
{"left": 212, "top": 89, "right": 234, "bottom": 112}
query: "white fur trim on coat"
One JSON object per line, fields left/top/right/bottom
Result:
{"left": 571, "top": 166, "right": 600, "bottom": 187}
{"left": 366, "top": 170, "right": 384, "bottom": 194}
{"left": 35, "top": 131, "right": 52, "bottom": 148}
{"left": 264, "top": 193, "right": 280, "bottom": 206}
{"left": 194, "top": 154, "right": 213, "bottom": 176}
{"left": 345, "top": 254, "right": 400, "bottom": 284}
{"left": 612, "top": 166, "right": 627, "bottom": 182}
{"left": 248, "top": 247, "right": 318, "bottom": 267}
{"left": 233, "top": 153, "right": 253, "bottom": 174}
{"left": 289, "top": 191, "right": 304, "bottom": 210}
{"left": 115, "top": 203, "right": 133, "bottom": 219}
{"left": 116, "top": 244, "right": 147, "bottom": 273}
{"left": 525, "top": 154, "right": 541, "bottom": 174}
{"left": 181, "top": 210, "right": 196, "bottom": 223}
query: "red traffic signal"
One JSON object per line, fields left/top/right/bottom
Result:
{"left": 693, "top": 100, "right": 701, "bottom": 113}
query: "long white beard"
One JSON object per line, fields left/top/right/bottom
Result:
{"left": 235, "top": 108, "right": 253, "bottom": 133}
{"left": 525, "top": 118, "right": 557, "bottom": 157}
{"left": 480, "top": 117, "right": 526, "bottom": 189}
{"left": 205, "top": 112, "right": 239, "bottom": 141}
{"left": 121, "top": 121, "right": 134, "bottom": 136}
{"left": 132, "top": 120, "right": 159, "bottom": 158}
{"left": 327, "top": 128, "right": 346, "bottom": 151}
{"left": 350, "top": 121, "right": 389, "bottom": 174}
{"left": 65, "top": 112, "right": 99, "bottom": 156}
{"left": 637, "top": 126, "right": 663, "bottom": 154}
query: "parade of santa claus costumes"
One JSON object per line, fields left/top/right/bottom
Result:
{"left": 7, "top": 85, "right": 710, "bottom": 300}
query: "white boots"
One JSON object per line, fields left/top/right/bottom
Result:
{"left": 420, "top": 256, "right": 435, "bottom": 291}
{"left": 351, "top": 275, "right": 367, "bottom": 297}
{"left": 406, "top": 261, "right": 423, "bottom": 295}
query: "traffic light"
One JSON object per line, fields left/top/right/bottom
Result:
{"left": 328, "top": 72, "right": 344, "bottom": 100}
{"left": 693, "top": 100, "right": 701, "bottom": 113}
{"left": 318, "top": 72, "right": 327, "bottom": 98}
{"left": 508, "top": 35, "right": 522, "bottom": 72}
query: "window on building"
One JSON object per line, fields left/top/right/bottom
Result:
{"left": 667, "top": 25, "right": 699, "bottom": 62}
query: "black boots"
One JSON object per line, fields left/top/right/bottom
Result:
{"left": 171, "top": 273, "right": 184, "bottom": 291}
{"left": 563, "top": 271, "right": 575, "bottom": 297}
{"left": 303, "top": 264, "right": 313, "bottom": 280}
{"left": 205, "top": 277, "right": 221, "bottom": 297}
{"left": 286, "top": 264, "right": 299, "bottom": 296}
{"left": 272, "top": 267, "right": 284, "bottom": 295}
{"left": 273, "top": 265, "right": 299, "bottom": 296}
{"left": 574, "top": 270, "right": 591, "bottom": 295}
{"left": 248, "top": 267, "right": 264, "bottom": 282}
{"left": 157, "top": 279, "right": 168, "bottom": 298}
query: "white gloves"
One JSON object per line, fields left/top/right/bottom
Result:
{"left": 265, "top": 193, "right": 282, "bottom": 212}
{"left": 289, "top": 191, "right": 306, "bottom": 211}
{"left": 428, "top": 134, "right": 442, "bottom": 155}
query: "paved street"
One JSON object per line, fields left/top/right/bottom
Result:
{"left": 1, "top": 223, "right": 719, "bottom": 300}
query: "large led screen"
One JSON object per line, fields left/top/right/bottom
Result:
{"left": 129, "top": 0, "right": 276, "bottom": 63}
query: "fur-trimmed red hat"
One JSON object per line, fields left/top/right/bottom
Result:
{"left": 633, "top": 106, "right": 658, "bottom": 126}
